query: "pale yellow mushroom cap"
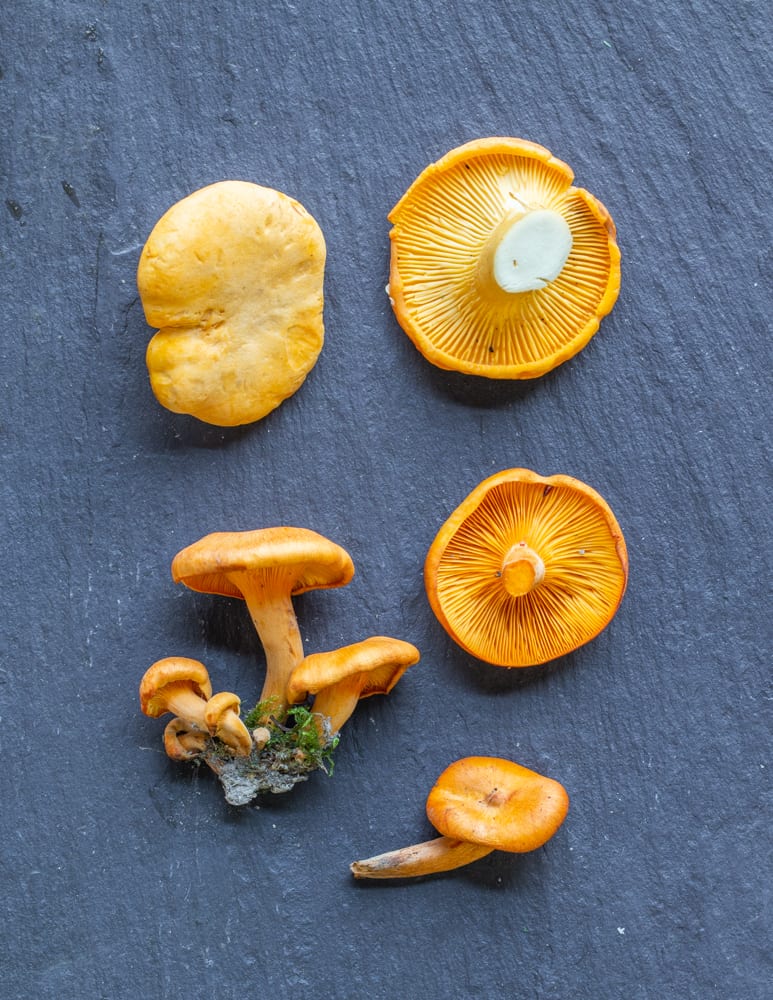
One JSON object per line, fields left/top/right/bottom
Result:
{"left": 138, "top": 180, "right": 326, "bottom": 426}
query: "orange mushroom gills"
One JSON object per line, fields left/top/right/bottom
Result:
{"left": 425, "top": 469, "right": 628, "bottom": 667}
{"left": 388, "top": 137, "right": 620, "bottom": 378}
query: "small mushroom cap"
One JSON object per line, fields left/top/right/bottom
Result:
{"left": 425, "top": 468, "right": 628, "bottom": 667}
{"left": 163, "top": 718, "right": 207, "bottom": 761}
{"left": 286, "top": 636, "right": 420, "bottom": 704}
{"left": 171, "top": 526, "right": 355, "bottom": 600}
{"left": 138, "top": 180, "right": 326, "bottom": 427}
{"left": 388, "top": 137, "right": 620, "bottom": 379}
{"left": 204, "top": 691, "right": 242, "bottom": 728}
{"left": 139, "top": 657, "right": 213, "bottom": 717}
{"left": 426, "top": 756, "right": 569, "bottom": 854}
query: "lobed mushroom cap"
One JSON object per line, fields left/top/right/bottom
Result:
{"left": 425, "top": 468, "right": 628, "bottom": 667}
{"left": 388, "top": 137, "right": 620, "bottom": 379}
{"left": 171, "top": 526, "right": 355, "bottom": 600}
{"left": 138, "top": 180, "right": 326, "bottom": 426}
{"left": 286, "top": 635, "right": 420, "bottom": 705}
{"left": 426, "top": 756, "right": 569, "bottom": 854}
{"left": 139, "top": 657, "right": 213, "bottom": 717}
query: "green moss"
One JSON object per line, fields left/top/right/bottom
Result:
{"left": 242, "top": 700, "right": 339, "bottom": 775}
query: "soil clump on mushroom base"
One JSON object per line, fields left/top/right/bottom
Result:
{"left": 194, "top": 704, "right": 338, "bottom": 806}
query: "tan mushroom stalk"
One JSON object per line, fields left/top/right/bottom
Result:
{"left": 351, "top": 757, "right": 569, "bottom": 880}
{"left": 171, "top": 527, "right": 355, "bottom": 717}
{"left": 205, "top": 692, "right": 253, "bottom": 756}
{"left": 286, "top": 636, "right": 420, "bottom": 734}
{"left": 140, "top": 657, "right": 213, "bottom": 733}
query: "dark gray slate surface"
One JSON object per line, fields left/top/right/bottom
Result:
{"left": 1, "top": 2, "right": 770, "bottom": 998}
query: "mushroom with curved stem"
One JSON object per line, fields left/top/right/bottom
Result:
{"left": 425, "top": 468, "right": 628, "bottom": 667}
{"left": 139, "top": 657, "right": 213, "bottom": 732}
{"left": 171, "top": 527, "right": 355, "bottom": 717}
{"left": 387, "top": 137, "right": 621, "bottom": 379}
{"left": 351, "top": 756, "right": 569, "bottom": 880}
{"left": 205, "top": 692, "right": 253, "bottom": 756}
{"left": 286, "top": 636, "right": 420, "bottom": 735}
{"left": 163, "top": 717, "right": 208, "bottom": 761}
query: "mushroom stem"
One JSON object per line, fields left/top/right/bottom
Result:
{"left": 477, "top": 208, "right": 573, "bottom": 295}
{"left": 236, "top": 578, "right": 305, "bottom": 715}
{"left": 310, "top": 674, "right": 363, "bottom": 735}
{"left": 159, "top": 683, "right": 209, "bottom": 729}
{"left": 501, "top": 542, "right": 546, "bottom": 597}
{"left": 351, "top": 837, "right": 494, "bottom": 879}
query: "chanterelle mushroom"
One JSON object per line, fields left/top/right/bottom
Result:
{"left": 286, "top": 636, "right": 420, "bottom": 734}
{"left": 388, "top": 137, "right": 620, "bottom": 378}
{"left": 205, "top": 692, "right": 252, "bottom": 757}
{"left": 351, "top": 756, "right": 569, "bottom": 879}
{"left": 138, "top": 180, "right": 326, "bottom": 426}
{"left": 139, "top": 656, "right": 213, "bottom": 732}
{"left": 171, "top": 527, "right": 355, "bottom": 716}
{"left": 425, "top": 468, "right": 628, "bottom": 667}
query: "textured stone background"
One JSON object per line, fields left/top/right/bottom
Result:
{"left": 1, "top": 2, "right": 770, "bottom": 998}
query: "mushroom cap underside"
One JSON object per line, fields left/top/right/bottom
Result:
{"left": 286, "top": 636, "right": 420, "bottom": 703}
{"left": 425, "top": 468, "right": 628, "bottom": 667}
{"left": 139, "top": 657, "right": 213, "bottom": 716}
{"left": 138, "top": 180, "right": 326, "bottom": 426}
{"left": 388, "top": 137, "right": 620, "bottom": 379}
{"left": 171, "top": 526, "right": 355, "bottom": 599}
{"left": 426, "top": 756, "right": 569, "bottom": 853}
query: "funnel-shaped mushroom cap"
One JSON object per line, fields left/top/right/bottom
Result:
{"left": 139, "top": 657, "right": 213, "bottom": 717}
{"left": 138, "top": 180, "right": 326, "bottom": 426}
{"left": 171, "top": 527, "right": 355, "bottom": 599}
{"left": 388, "top": 137, "right": 620, "bottom": 379}
{"left": 426, "top": 757, "right": 569, "bottom": 853}
{"left": 425, "top": 469, "right": 628, "bottom": 667}
{"left": 286, "top": 636, "right": 420, "bottom": 705}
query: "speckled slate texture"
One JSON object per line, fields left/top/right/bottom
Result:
{"left": 1, "top": 2, "right": 770, "bottom": 998}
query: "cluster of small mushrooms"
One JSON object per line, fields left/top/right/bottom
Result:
{"left": 137, "top": 137, "right": 628, "bottom": 877}
{"left": 140, "top": 527, "right": 419, "bottom": 806}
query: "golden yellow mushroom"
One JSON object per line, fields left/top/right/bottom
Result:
{"left": 388, "top": 137, "right": 620, "bottom": 378}
{"left": 425, "top": 469, "right": 628, "bottom": 667}
{"left": 138, "top": 180, "right": 326, "bottom": 426}
{"left": 351, "top": 756, "right": 569, "bottom": 879}
{"left": 286, "top": 635, "right": 420, "bottom": 734}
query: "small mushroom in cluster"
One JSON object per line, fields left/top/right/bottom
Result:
{"left": 286, "top": 636, "right": 420, "bottom": 736}
{"left": 351, "top": 756, "right": 569, "bottom": 879}
{"left": 139, "top": 656, "right": 252, "bottom": 760}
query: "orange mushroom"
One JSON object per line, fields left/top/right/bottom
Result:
{"left": 351, "top": 756, "right": 568, "bottom": 879}
{"left": 138, "top": 180, "right": 326, "bottom": 426}
{"left": 204, "top": 692, "right": 253, "bottom": 757}
{"left": 286, "top": 636, "right": 420, "bottom": 734}
{"left": 171, "top": 527, "right": 355, "bottom": 715}
{"left": 163, "top": 717, "right": 208, "bottom": 761}
{"left": 388, "top": 137, "right": 620, "bottom": 378}
{"left": 139, "top": 656, "right": 212, "bottom": 732}
{"left": 425, "top": 468, "right": 628, "bottom": 667}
